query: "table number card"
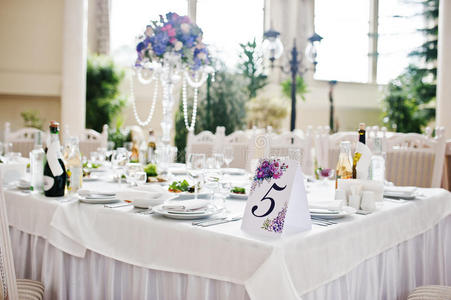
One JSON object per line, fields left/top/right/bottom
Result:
{"left": 241, "top": 158, "right": 311, "bottom": 238}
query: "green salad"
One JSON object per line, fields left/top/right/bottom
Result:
{"left": 231, "top": 187, "right": 246, "bottom": 194}
{"left": 83, "top": 162, "right": 101, "bottom": 169}
{"left": 168, "top": 180, "right": 195, "bottom": 193}
{"left": 144, "top": 163, "right": 158, "bottom": 177}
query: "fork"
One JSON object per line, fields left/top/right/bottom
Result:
{"left": 311, "top": 217, "right": 337, "bottom": 226}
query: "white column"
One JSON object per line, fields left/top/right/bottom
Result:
{"left": 437, "top": 0, "right": 451, "bottom": 139}
{"left": 61, "top": 0, "right": 88, "bottom": 138}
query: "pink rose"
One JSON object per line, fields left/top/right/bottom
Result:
{"left": 168, "top": 28, "right": 176, "bottom": 37}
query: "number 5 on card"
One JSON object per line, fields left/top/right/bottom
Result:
{"left": 241, "top": 158, "right": 311, "bottom": 237}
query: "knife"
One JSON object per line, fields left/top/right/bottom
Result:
{"left": 198, "top": 216, "right": 241, "bottom": 227}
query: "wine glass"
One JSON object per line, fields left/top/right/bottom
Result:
{"left": 125, "top": 163, "right": 144, "bottom": 186}
{"left": 112, "top": 147, "right": 128, "bottom": 185}
{"left": 213, "top": 153, "right": 224, "bottom": 169}
{"left": 223, "top": 146, "right": 234, "bottom": 169}
{"left": 187, "top": 153, "right": 206, "bottom": 200}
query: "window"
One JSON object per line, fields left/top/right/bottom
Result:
{"left": 377, "top": 0, "right": 425, "bottom": 84}
{"left": 314, "top": 0, "right": 426, "bottom": 84}
{"left": 314, "top": 0, "right": 370, "bottom": 83}
{"left": 196, "top": 0, "right": 264, "bottom": 69}
{"left": 110, "top": 0, "right": 264, "bottom": 69}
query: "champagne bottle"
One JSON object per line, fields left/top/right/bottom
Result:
{"left": 358, "top": 122, "right": 366, "bottom": 144}
{"left": 44, "top": 121, "right": 66, "bottom": 197}
{"left": 353, "top": 123, "right": 366, "bottom": 178}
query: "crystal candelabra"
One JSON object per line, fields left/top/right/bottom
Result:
{"left": 129, "top": 52, "right": 213, "bottom": 163}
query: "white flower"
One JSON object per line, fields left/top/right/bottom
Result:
{"left": 174, "top": 41, "right": 183, "bottom": 51}
{"left": 181, "top": 23, "right": 190, "bottom": 34}
{"left": 197, "top": 52, "right": 207, "bottom": 60}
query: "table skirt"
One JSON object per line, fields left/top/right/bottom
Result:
{"left": 11, "top": 215, "right": 451, "bottom": 300}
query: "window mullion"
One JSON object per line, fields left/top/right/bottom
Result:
{"left": 368, "top": 0, "right": 379, "bottom": 84}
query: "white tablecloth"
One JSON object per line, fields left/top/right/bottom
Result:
{"left": 5, "top": 177, "right": 451, "bottom": 300}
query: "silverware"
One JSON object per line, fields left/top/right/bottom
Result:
{"left": 197, "top": 216, "right": 242, "bottom": 227}
{"left": 311, "top": 220, "right": 328, "bottom": 226}
{"left": 311, "top": 217, "right": 337, "bottom": 225}
{"left": 312, "top": 216, "right": 337, "bottom": 224}
{"left": 104, "top": 202, "right": 131, "bottom": 208}
{"left": 135, "top": 209, "right": 153, "bottom": 215}
{"left": 192, "top": 217, "right": 226, "bottom": 226}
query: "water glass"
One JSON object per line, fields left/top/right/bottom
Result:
{"left": 213, "top": 153, "right": 224, "bottom": 169}
{"left": 187, "top": 153, "right": 206, "bottom": 200}
{"left": 112, "top": 148, "right": 129, "bottom": 184}
{"left": 223, "top": 146, "right": 234, "bottom": 168}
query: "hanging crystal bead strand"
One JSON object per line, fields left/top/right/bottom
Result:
{"left": 130, "top": 70, "right": 159, "bottom": 127}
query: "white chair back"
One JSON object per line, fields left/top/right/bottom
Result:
{"left": 4, "top": 122, "right": 46, "bottom": 158}
{"left": 267, "top": 129, "right": 314, "bottom": 175}
{"left": 0, "top": 171, "right": 19, "bottom": 300}
{"left": 186, "top": 126, "right": 226, "bottom": 159}
{"left": 385, "top": 127, "right": 446, "bottom": 188}
{"left": 66, "top": 124, "right": 108, "bottom": 157}
{"left": 313, "top": 126, "right": 330, "bottom": 169}
{"left": 224, "top": 130, "right": 255, "bottom": 171}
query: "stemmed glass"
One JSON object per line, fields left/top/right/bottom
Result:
{"left": 213, "top": 153, "right": 224, "bottom": 169}
{"left": 223, "top": 146, "right": 234, "bottom": 169}
{"left": 125, "top": 163, "right": 145, "bottom": 186}
{"left": 112, "top": 147, "right": 129, "bottom": 185}
{"left": 187, "top": 153, "right": 206, "bottom": 200}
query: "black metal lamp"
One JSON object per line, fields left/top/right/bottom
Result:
{"left": 262, "top": 29, "right": 323, "bottom": 131}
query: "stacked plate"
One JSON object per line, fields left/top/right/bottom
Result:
{"left": 153, "top": 200, "right": 222, "bottom": 220}
{"left": 78, "top": 191, "right": 119, "bottom": 204}
{"left": 309, "top": 206, "right": 356, "bottom": 219}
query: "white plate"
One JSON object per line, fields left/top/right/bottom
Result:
{"left": 79, "top": 196, "right": 120, "bottom": 204}
{"left": 310, "top": 206, "right": 356, "bottom": 219}
{"left": 83, "top": 175, "right": 100, "bottom": 182}
{"left": 229, "top": 192, "right": 248, "bottom": 200}
{"left": 87, "top": 167, "right": 107, "bottom": 173}
{"left": 152, "top": 204, "right": 221, "bottom": 220}
{"left": 169, "top": 192, "right": 209, "bottom": 200}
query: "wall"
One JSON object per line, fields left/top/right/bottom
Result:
{"left": 0, "top": 0, "right": 63, "bottom": 136}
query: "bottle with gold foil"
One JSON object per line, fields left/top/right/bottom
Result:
{"left": 335, "top": 141, "right": 353, "bottom": 188}
{"left": 130, "top": 140, "right": 140, "bottom": 163}
{"left": 353, "top": 123, "right": 366, "bottom": 178}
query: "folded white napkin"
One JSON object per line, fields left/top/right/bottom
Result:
{"left": 78, "top": 189, "right": 116, "bottom": 197}
{"left": 162, "top": 199, "right": 209, "bottom": 212}
{"left": 116, "top": 185, "right": 173, "bottom": 208}
{"left": 308, "top": 200, "right": 344, "bottom": 212}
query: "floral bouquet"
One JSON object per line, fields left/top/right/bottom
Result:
{"left": 135, "top": 12, "right": 210, "bottom": 70}
{"left": 251, "top": 158, "right": 288, "bottom": 192}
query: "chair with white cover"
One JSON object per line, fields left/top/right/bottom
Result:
{"left": 408, "top": 285, "right": 451, "bottom": 300}
{"left": 385, "top": 127, "right": 446, "bottom": 188}
{"left": 78, "top": 125, "right": 109, "bottom": 157}
{"left": 223, "top": 130, "right": 256, "bottom": 171}
{"left": 313, "top": 126, "right": 330, "bottom": 170}
{"left": 186, "top": 126, "right": 224, "bottom": 158}
{"left": 268, "top": 129, "right": 314, "bottom": 175}
{"left": 3, "top": 122, "right": 46, "bottom": 158}
{"left": 0, "top": 172, "right": 45, "bottom": 300}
